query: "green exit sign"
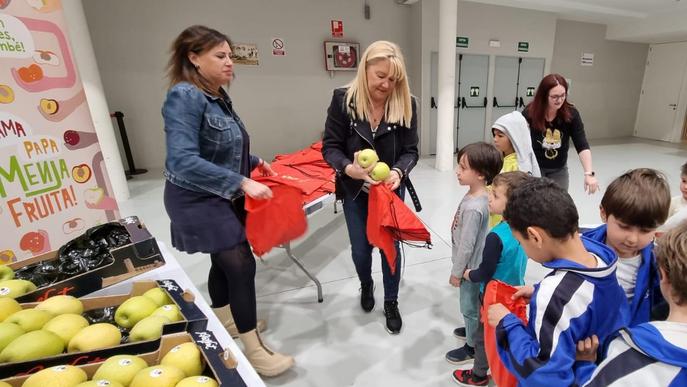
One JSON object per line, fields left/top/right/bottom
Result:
{"left": 456, "top": 36, "right": 469, "bottom": 48}
{"left": 518, "top": 41, "right": 529, "bottom": 52}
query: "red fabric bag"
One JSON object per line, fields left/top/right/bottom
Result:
{"left": 366, "top": 184, "right": 431, "bottom": 274}
{"left": 244, "top": 175, "right": 307, "bottom": 256}
{"left": 482, "top": 280, "right": 528, "bottom": 387}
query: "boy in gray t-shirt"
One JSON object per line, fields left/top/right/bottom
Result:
{"left": 447, "top": 142, "right": 502, "bottom": 365}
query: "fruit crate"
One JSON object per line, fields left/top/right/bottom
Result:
{"left": 0, "top": 280, "right": 208, "bottom": 377}
{"left": 6, "top": 216, "right": 165, "bottom": 303}
{"left": 1, "top": 330, "right": 246, "bottom": 386}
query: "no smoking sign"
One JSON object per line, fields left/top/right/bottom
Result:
{"left": 272, "top": 37, "right": 285, "bottom": 56}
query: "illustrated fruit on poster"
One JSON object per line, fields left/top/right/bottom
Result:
{"left": 114, "top": 296, "right": 158, "bottom": 328}
{"left": 160, "top": 342, "right": 204, "bottom": 377}
{"left": 19, "top": 230, "right": 50, "bottom": 256}
{"left": 75, "top": 380, "right": 123, "bottom": 387}
{"left": 43, "top": 313, "right": 90, "bottom": 344}
{"left": 142, "top": 287, "right": 172, "bottom": 307}
{"left": 0, "top": 322, "right": 24, "bottom": 352}
{"left": 0, "top": 265, "right": 14, "bottom": 281}
{"left": 176, "top": 376, "right": 219, "bottom": 387}
{"left": 129, "top": 365, "right": 185, "bottom": 387}
{"left": 0, "top": 250, "right": 16, "bottom": 264}
{"left": 39, "top": 98, "right": 59, "bottom": 114}
{"left": 369, "top": 161, "right": 390, "bottom": 181}
{"left": 151, "top": 304, "right": 182, "bottom": 323}
{"left": 0, "top": 85, "right": 14, "bottom": 104}
{"left": 0, "top": 330, "right": 65, "bottom": 362}
{"left": 0, "top": 298, "right": 22, "bottom": 321}
{"left": 0, "top": 279, "right": 37, "bottom": 298}
{"left": 93, "top": 354, "right": 148, "bottom": 386}
{"left": 4, "top": 308, "right": 53, "bottom": 331}
{"left": 22, "top": 365, "right": 87, "bottom": 387}
{"left": 63, "top": 129, "right": 80, "bottom": 146}
{"left": 17, "top": 64, "right": 44, "bottom": 83}
{"left": 68, "top": 323, "right": 121, "bottom": 352}
{"left": 62, "top": 218, "right": 85, "bottom": 235}
{"left": 36, "top": 295, "right": 84, "bottom": 315}
{"left": 357, "top": 149, "right": 379, "bottom": 168}
{"left": 128, "top": 315, "right": 170, "bottom": 342}
{"left": 72, "top": 164, "right": 92, "bottom": 183}
{"left": 33, "top": 50, "right": 60, "bottom": 66}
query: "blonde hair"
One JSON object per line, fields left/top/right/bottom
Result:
{"left": 345, "top": 41, "right": 412, "bottom": 127}
{"left": 655, "top": 221, "right": 687, "bottom": 305}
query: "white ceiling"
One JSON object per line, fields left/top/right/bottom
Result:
{"left": 464, "top": 0, "right": 687, "bottom": 43}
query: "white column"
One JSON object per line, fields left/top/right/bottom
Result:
{"left": 61, "top": 0, "right": 130, "bottom": 201}
{"left": 435, "top": 0, "right": 458, "bottom": 171}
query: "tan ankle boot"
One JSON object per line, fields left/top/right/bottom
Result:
{"left": 239, "top": 329, "right": 294, "bottom": 377}
{"left": 212, "top": 306, "right": 267, "bottom": 338}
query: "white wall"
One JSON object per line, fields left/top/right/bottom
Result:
{"left": 418, "top": 0, "right": 557, "bottom": 155}
{"left": 551, "top": 20, "right": 648, "bottom": 139}
{"left": 83, "top": 0, "right": 414, "bottom": 169}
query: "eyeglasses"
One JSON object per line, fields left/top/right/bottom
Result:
{"left": 549, "top": 93, "right": 566, "bottom": 101}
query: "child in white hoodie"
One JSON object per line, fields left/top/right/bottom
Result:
{"left": 490, "top": 111, "right": 540, "bottom": 227}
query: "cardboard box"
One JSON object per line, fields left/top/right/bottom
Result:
{"left": 0, "top": 280, "right": 208, "bottom": 378}
{"left": 9, "top": 216, "right": 164, "bottom": 303}
{"left": 1, "top": 330, "right": 246, "bottom": 386}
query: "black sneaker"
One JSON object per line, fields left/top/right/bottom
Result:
{"left": 453, "top": 327, "right": 466, "bottom": 339}
{"left": 452, "top": 369, "right": 490, "bottom": 386}
{"left": 446, "top": 344, "right": 475, "bottom": 364}
{"left": 360, "top": 281, "right": 375, "bottom": 312}
{"left": 384, "top": 300, "right": 402, "bottom": 334}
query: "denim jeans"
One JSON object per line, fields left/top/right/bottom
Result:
{"left": 342, "top": 189, "right": 404, "bottom": 301}
{"left": 459, "top": 280, "right": 481, "bottom": 348}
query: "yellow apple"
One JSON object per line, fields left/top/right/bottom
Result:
{"left": 68, "top": 323, "right": 121, "bottom": 352}
{"left": 93, "top": 354, "right": 148, "bottom": 386}
{"left": 22, "top": 365, "right": 87, "bottom": 387}
{"left": 114, "top": 296, "right": 158, "bottom": 328}
{"left": 5, "top": 308, "right": 53, "bottom": 331}
{"left": 0, "top": 322, "right": 24, "bottom": 352}
{"left": 128, "top": 315, "right": 170, "bottom": 342}
{"left": 175, "top": 376, "right": 219, "bottom": 387}
{"left": 160, "top": 342, "right": 204, "bottom": 377}
{"left": 0, "top": 330, "right": 64, "bottom": 362}
{"left": 0, "top": 297, "right": 22, "bottom": 321}
{"left": 43, "top": 313, "right": 90, "bottom": 344}
{"left": 151, "top": 304, "right": 182, "bottom": 322}
{"left": 36, "top": 295, "right": 84, "bottom": 315}
{"left": 0, "top": 265, "right": 13, "bottom": 281}
{"left": 129, "top": 365, "right": 185, "bottom": 387}
{"left": 369, "top": 161, "right": 390, "bottom": 181}
{"left": 0, "top": 279, "right": 36, "bottom": 298}
{"left": 357, "top": 148, "right": 379, "bottom": 168}
{"left": 142, "top": 287, "right": 172, "bottom": 307}
{"left": 75, "top": 380, "right": 124, "bottom": 387}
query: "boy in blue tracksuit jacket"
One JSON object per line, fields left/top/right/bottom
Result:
{"left": 583, "top": 168, "right": 671, "bottom": 326}
{"left": 486, "top": 178, "right": 628, "bottom": 387}
{"left": 584, "top": 222, "right": 687, "bottom": 386}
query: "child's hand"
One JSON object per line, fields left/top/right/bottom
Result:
{"left": 576, "top": 335, "right": 599, "bottom": 362}
{"left": 449, "top": 275, "right": 461, "bottom": 288}
{"left": 487, "top": 303, "right": 510, "bottom": 327}
{"left": 512, "top": 285, "right": 535, "bottom": 301}
{"left": 462, "top": 269, "right": 471, "bottom": 281}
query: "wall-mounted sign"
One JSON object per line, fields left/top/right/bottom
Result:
{"left": 331, "top": 20, "right": 343, "bottom": 37}
{"left": 272, "top": 37, "right": 285, "bottom": 56}
{"left": 581, "top": 52, "right": 594, "bottom": 66}
{"left": 518, "top": 42, "right": 529, "bottom": 52}
{"left": 470, "top": 86, "right": 480, "bottom": 97}
{"left": 526, "top": 87, "right": 535, "bottom": 97}
{"left": 456, "top": 36, "right": 469, "bottom": 48}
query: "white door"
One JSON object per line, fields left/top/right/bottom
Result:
{"left": 635, "top": 42, "right": 687, "bottom": 142}
{"left": 457, "top": 55, "right": 489, "bottom": 150}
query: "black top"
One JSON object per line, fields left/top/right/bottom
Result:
{"left": 468, "top": 232, "right": 502, "bottom": 283}
{"left": 523, "top": 106, "right": 590, "bottom": 170}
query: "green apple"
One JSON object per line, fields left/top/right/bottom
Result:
{"left": 0, "top": 279, "right": 36, "bottom": 298}
{"left": 129, "top": 365, "right": 185, "bottom": 387}
{"left": 142, "top": 287, "right": 172, "bottom": 307}
{"left": 369, "top": 161, "right": 390, "bottom": 181}
{"left": 176, "top": 376, "right": 218, "bottom": 387}
{"left": 68, "top": 323, "right": 121, "bottom": 352}
{"left": 44, "top": 313, "right": 90, "bottom": 344}
{"left": 151, "top": 304, "right": 182, "bottom": 323}
{"left": 0, "top": 297, "right": 21, "bottom": 321}
{"left": 0, "top": 381, "right": 11, "bottom": 387}
{"left": 357, "top": 148, "right": 379, "bottom": 168}
{"left": 160, "top": 342, "right": 204, "bottom": 377}
{"left": 36, "top": 295, "right": 84, "bottom": 315}
{"left": 0, "top": 322, "right": 24, "bottom": 352}
{"left": 22, "top": 365, "right": 87, "bottom": 387}
{"left": 114, "top": 296, "right": 158, "bottom": 328}
{"left": 0, "top": 265, "right": 13, "bottom": 281}
{"left": 75, "top": 380, "right": 124, "bottom": 387}
{"left": 0, "top": 330, "right": 64, "bottom": 362}
{"left": 93, "top": 354, "right": 148, "bottom": 386}
{"left": 128, "top": 315, "right": 170, "bottom": 342}
{"left": 5, "top": 308, "right": 53, "bottom": 331}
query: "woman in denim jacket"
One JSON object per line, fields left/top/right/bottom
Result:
{"left": 162, "top": 25, "right": 293, "bottom": 377}
{"left": 322, "top": 41, "right": 419, "bottom": 335}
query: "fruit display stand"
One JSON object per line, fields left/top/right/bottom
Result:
{"left": 2, "top": 330, "right": 245, "bottom": 386}
{"left": 0, "top": 279, "right": 208, "bottom": 377}
{"left": 7, "top": 216, "right": 165, "bottom": 303}
{"left": 88, "top": 241, "right": 265, "bottom": 387}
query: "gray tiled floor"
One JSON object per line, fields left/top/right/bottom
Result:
{"left": 117, "top": 137, "right": 686, "bottom": 387}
